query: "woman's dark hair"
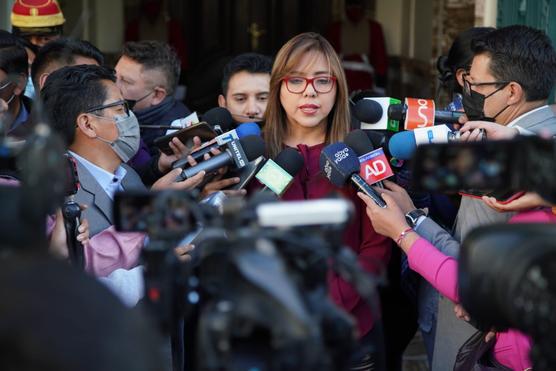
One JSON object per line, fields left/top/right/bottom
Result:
{"left": 437, "top": 27, "right": 495, "bottom": 97}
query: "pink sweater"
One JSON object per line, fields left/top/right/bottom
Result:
{"left": 408, "top": 209, "right": 556, "bottom": 370}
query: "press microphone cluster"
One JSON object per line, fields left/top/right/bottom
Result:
{"left": 172, "top": 122, "right": 261, "bottom": 169}
{"left": 176, "top": 135, "right": 265, "bottom": 181}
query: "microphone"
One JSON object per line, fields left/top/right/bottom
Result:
{"left": 388, "top": 125, "right": 464, "bottom": 160}
{"left": 202, "top": 107, "right": 235, "bottom": 134}
{"left": 345, "top": 130, "right": 394, "bottom": 188}
{"left": 255, "top": 147, "right": 304, "bottom": 196}
{"left": 62, "top": 154, "right": 85, "bottom": 269}
{"left": 353, "top": 97, "right": 402, "bottom": 131}
{"left": 177, "top": 135, "right": 265, "bottom": 181}
{"left": 388, "top": 98, "right": 464, "bottom": 130}
{"left": 319, "top": 143, "right": 387, "bottom": 207}
{"left": 172, "top": 122, "right": 261, "bottom": 169}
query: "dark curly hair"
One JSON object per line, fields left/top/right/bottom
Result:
{"left": 121, "top": 41, "right": 181, "bottom": 95}
{"left": 42, "top": 64, "right": 116, "bottom": 146}
{"left": 471, "top": 25, "right": 556, "bottom": 102}
{"left": 437, "top": 27, "right": 494, "bottom": 98}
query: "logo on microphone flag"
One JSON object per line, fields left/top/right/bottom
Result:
{"left": 255, "top": 159, "right": 293, "bottom": 196}
{"left": 359, "top": 148, "right": 394, "bottom": 184}
{"left": 404, "top": 98, "right": 435, "bottom": 130}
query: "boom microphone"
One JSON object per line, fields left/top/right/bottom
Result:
{"left": 319, "top": 143, "right": 387, "bottom": 207}
{"left": 177, "top": 135, "right": 265, "bottom": 181}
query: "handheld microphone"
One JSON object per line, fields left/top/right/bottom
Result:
{"left": 319, "top": 143, "right": 387, "bottom": 207}
{"left": 388, "top": 125, "right": 468, "bottom": 160}
{"left": 62, "top": 154, "right": 85, "bottom": 269}
{"left": 388, "top": 98, "right": 464, "bottom": 130}
{"left": 353, "top": 97, "right": 402, "bottom": 131}
{"left": 141, "top": 112, "right": 200, "bottom": 130}
{"left": 255, "top": 147, "right": 304, "bottom": 196}
{"left": 345, "top": 130, "right": 394, "bottom": 187}
{"left": 177, "top": 135, "right": 265, "bottom": 181}
{"left": 172, "top": 122, "right": 261, "bottom": 169}
{"left": 202, "top": 107, "right": 235, "bottom": 134}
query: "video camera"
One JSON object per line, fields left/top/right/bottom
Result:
{"left": 411, "top": 135, "right": 556, "bottom": 202}
{"left": 114, "top": 190, "right": 383, "bottom": 371}
{"left": 0, "top": 122, "right": 68, "bottom": 250}
{"left": 411, "top": 135, "right": 556, "bottom": 370}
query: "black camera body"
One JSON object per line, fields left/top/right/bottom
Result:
{"left": 113, "top": 191, "right": 378, "bottom": 370}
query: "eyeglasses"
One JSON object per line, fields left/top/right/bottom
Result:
{"left": 282, "top": 75, "right": 337, "bottom": 94}
{"left": 0, "top": 80, "right": 12, "bottom": 90}
{"left": 85, "top": 99, "right": 130, "bottom": 117}
{"left": 463, "top": 74, "right": 510, "bottom": 95}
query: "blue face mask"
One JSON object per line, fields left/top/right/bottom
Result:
{"left": 23, "top": 75, "right": 35, "bottom": 100}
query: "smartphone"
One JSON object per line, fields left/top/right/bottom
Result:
{"left": 153, "top": 122, "right": 217, "bottom": 155}
{"left": 114, "top": 190, "right": 195, "bottom": 236}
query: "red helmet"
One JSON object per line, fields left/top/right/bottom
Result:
{"left": 11, "top": 0, "right": 65, "bottom": 37}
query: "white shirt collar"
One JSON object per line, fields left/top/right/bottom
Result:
{"left": 69, "top": 151, "right": 127, "bottom": 199}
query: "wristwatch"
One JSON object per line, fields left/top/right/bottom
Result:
{"left": 405, "top": 209, "right": 427, "bottom": 227}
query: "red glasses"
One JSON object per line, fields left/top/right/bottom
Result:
{"left": 282, "top": 75, "right": 337, "bottom": 94}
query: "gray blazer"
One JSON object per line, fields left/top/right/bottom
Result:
{"left": 73, "top": 158, "right": 146, "bottom": 237}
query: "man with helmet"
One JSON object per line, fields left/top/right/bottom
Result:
{"left": 11, "top": 0, "right": 65, "bottom": 48}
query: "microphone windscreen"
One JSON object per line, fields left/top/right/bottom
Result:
{"left": 345, "top": 129, "right": 375, "bottom": 156}
{"left": 273, "top": 147, "right": 304, "bottom": 176}
{"left": 319, "top": 143, "right": 360, "bottom": 187}
{"left": 366, "top": 130, "right": 387, "bottom": 149}
{"left": 203, "top": 107, "right": 234, "bottom": 131}
{"left": 354, "top": 99, "right": 383, "bottom": 124}
{"left": 387, "top": 104, "right": 405, "bottom": 121}
{"left": 388, "top": 131, "right": 417, "bottom": 160}
{"left": 239, "top": 135, "right": 266, "bottom": 161}
{"left": 235, "top": 122, "right": 261, "bottom": 138}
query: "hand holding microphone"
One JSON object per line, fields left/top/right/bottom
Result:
{"left": 459, "top": 120, "right": 519, "bottom": 141}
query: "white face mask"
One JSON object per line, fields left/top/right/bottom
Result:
{"left": 94, "top": 111, "right": 141, "bottom": 162}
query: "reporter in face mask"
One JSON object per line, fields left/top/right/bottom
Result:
{"left": 0, "top": 38, "right": 33, "bottom": 140}
{"left": 41, "top": 65, "right": 204, "bottom": 279}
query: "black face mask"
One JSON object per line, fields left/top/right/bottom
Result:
{"left": 462, "top": 83, "right": 510, "bottom": 122}
{"left": 125, "top": 90, "right": 153, "bottom": 112}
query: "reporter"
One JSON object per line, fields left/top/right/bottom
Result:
{"left": 42, "top": 65, "right": 202, "bottom": 279}
{"left": 358, "top": 185, "right": 556, "bottom": 370}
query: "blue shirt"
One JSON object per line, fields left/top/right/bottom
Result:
{"left": 10, "top": 100, "right": 29, "bottom": 131}
{"left": 69, "top": 151, "right": 127, "bottom": 199}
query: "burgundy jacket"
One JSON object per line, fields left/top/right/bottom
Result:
{"left": 262, "top": 143, "right": 392, "bottom": 337}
